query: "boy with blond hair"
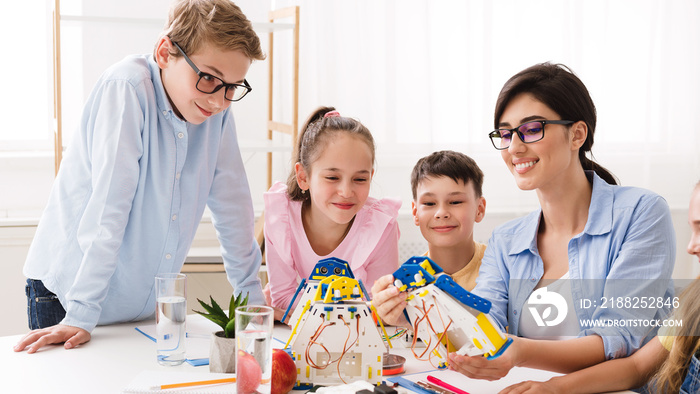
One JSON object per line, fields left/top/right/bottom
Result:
{"left": 15, "top": 0, "right": 265, "bottom": 353}
{"left": 371, "top": 150, "right": 486, "bottom": 326}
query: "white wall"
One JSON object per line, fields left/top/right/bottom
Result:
{"left": 0, "top": 225, "right": 36, "bottom": 336}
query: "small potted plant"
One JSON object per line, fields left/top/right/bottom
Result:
{"left": 193, "top": 291, "right": 249, "bottom": 373}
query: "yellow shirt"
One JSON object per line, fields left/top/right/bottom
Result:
{"left": 658, "top": 324, "right": 674, "bottom": 351}
{"left": 425, "top": 241, "right": 487, "bottom": 291}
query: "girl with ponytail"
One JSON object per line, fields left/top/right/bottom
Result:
{"left": 263, "top": 106, "right": 400, "bottom": 321}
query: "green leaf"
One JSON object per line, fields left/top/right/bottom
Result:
{"left": 224, "top": 318, "right": 236, "bottom": 338}
{"left": 238, "top": 313, "right": 252, "bottom": 332}
{"left": 192, "top": 311, "right": 228, "bottom": 331}
{"left": 228, "top": 291, "right": 250, "bottom": 320}
{"left": 193, "top": 292, "right": 249, "bottom": 337}
{"left": 195, "top": 298, "right": 226, "bottom": 319}
{"left": 195, "top": 298, "right": 215, "bottom": 314}
{"left": 208, "top": 296, "right": 227, "bottom": 318}
{"left": 228, "top": 294, "right": 237, "bottom": 320}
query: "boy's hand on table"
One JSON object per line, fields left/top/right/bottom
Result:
{"left": 370, "top": 274, "right": 410, "bottom": 327}
{"left": 14, "top": 324, "right": 91, "bottom": 354}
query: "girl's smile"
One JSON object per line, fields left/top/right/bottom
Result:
{"left": 332, "top": 202, "right": 355, "bottom": 210}
{"left": 297, "top": 133, "right": 374, "bottom": 228}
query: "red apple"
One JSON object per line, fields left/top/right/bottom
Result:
{"left": 237, "top": 350, "right": 262, "bottom": 394}
{"left": 271, "top": 349, "right": 297, "bottom": 394}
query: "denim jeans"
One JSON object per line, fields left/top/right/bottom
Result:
{"left": 681, "top": 353, "right": 700, "bottom": 394}
{"left": 26, "top": 279, "right": 66, "bottom": 330}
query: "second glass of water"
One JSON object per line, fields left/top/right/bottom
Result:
{"left": 155, "top": 273, "right": 187, "bottom": 366}
{"left": 236, "top": 305, "right": 273, "bottom": 394}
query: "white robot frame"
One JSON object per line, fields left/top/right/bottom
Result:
{"left": 393, "top": 256, "right": 512, "bottom": 367}
{"left": 283, "top": 258, "right": 385, "bottom": 387}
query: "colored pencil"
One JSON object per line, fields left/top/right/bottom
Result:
{"left": 427, "top": 375, "right": 470, "bottom": 394}
{"left": 150, "top": 377, "right": 236, "bottom": 390}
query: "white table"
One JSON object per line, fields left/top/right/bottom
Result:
{"left": 1, "top": 315, "right": 633, "bottom": 394}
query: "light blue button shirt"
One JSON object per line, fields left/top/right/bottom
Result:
{"left": 24, "top": 54, "right": 263, "bottom": 332}
{"left": 472, "top": 171, "right": 676, "bottom": 359}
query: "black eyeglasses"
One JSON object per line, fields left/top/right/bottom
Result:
{"left": 488, "top": 120, "right": 574, "bottom": 150}
{"left": 171, "top": 41, "right": 252, "bottom": 102}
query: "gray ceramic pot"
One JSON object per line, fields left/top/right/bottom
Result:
{"left": 209, "top": 331, "right": 236, "bottom": 373}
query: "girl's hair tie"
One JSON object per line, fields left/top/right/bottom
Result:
{"left": 324, "top": 110, "right": 341, "bottom": 118}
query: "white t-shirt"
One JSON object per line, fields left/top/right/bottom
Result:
{"left": 518, "top": 271, "right": 580, "bottom": 340}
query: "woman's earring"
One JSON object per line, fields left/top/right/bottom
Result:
{"left": 301, "top": 189, "right": 306, "bottom": 194}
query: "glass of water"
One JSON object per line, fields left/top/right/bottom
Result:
{"left": 155, "top": 273, "right": 187, "bottom": 366}
{"left": 236, "top": 305, "right": 273, "bottom": 394}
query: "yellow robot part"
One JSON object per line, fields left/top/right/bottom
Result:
{"left": 419, "top": 258, "right": 437, "bottom": 276}
{"left": 476, "top": 313, "right": 508, "bottom": 357}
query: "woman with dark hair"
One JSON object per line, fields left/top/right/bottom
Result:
{"left": 447, "top": 63, "right": 677, "bottom": 379}
{"left": 501, "top": 181, "right": 700, "bottom": 394}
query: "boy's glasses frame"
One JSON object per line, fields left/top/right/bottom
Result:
{"left": 171, "top": 41, "right": 252, "bottom": 102}
{"left": 488, "top": 120, "right": 574, "bottom": 150}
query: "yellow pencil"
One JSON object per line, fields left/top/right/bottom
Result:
{"left": 150, "top": 376, "right": 236, "bottom": 390}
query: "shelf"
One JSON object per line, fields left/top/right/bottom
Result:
{"left": 183, "top": 247, "right": 269, "bottom": 273}
{"left": 59, "top": 15, "right": 295, "bottom": 32}
{"left": 238, "top": 139, "right": 292, "bottom": 153}
{"left": 0, "top": 218, "right": 40, "bottom": 228}
{"left": 185, "top": 246, "right": 224, "bottom": 264}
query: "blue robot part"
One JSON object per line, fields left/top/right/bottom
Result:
{"left": 486, "top": 337, "right": 513, "bottom": 360}
{"left": 404, "top": 256, "right": 443, "bottom": 274}
{"left": 434, "top": 275, "right": 491, "bottom": 314}
{"left": 358, "top": 279, "right": 371, "bottom": 301}
{"left": 281, "top": 278, "right": 307, "bottom": 323}
{"left": 391, "top": 256, "right": 443, "bottom": 292}
{"left": 310, "top": 257, "right": 355, "bottom": 280}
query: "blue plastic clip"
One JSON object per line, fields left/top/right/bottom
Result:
{"left": 281, "top": 277, "right": 307, "bottom": 323}
{"left": 358, "top": 279, "right": 371, "bottom": 301}
{"left": 486, "top": 337, "right": 513, "bottom": 360}
{"left": 434, "top": 275, "right": 491, "bottom": 314}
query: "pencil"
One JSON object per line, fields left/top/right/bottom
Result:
{"left": 150, "top": 377, "right": 236, "bottom": 390}
{"left": 427, "top": 375, "right": 470, "bottom": 394}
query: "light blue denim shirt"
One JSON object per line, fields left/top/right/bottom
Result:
{"left": 472, "top": 172, "right": 676, "bottom": 359}
{"left": 24, "top": 54, "right": 264, "bottom": 332}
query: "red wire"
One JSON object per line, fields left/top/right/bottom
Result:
{"left": 429, "top": 294, "right": 453, "bottom": 360}
{"left": 304, "top": 313, "right": 362, "bottom": 385}
{"left": 334, "top": 315, "right": 354, "bottom": 384}
{"left": 305, "top": 320, "right": 335, "bottom": 369}
{"left": 410, "top": 302, "right": 433, "bottom": 359}
{"left": 409, "top": 296, "right": 454, "bottom": 368}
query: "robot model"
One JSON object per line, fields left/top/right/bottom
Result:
{"left": 393, "top": 256, "right": 512, "bottom": 367}
{"left": 283, "top": 258, "right": 384, "bottom": 386}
